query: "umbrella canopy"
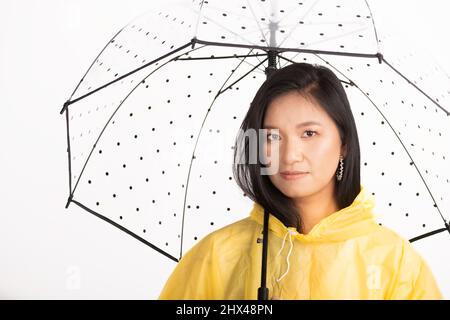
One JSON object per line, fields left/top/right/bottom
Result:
{"left": 60, "top": 0, "right": 450, "bottom": 291}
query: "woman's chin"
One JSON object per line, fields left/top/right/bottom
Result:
{"left": 279, "top": 187, "right": 311, "bottom": 199}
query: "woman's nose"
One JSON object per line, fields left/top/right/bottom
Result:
{"left": 281, "top": 138, "right": 304, "bottom": 164}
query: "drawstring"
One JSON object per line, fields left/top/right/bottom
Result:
{"left": 275, "top": 228, "right": 296, "bottom": 282}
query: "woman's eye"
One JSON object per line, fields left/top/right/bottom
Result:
{"left": 267, "top": 131, "right": 316, "bottom": 140}
{"left": 267, "top": 133, "right": 280, "bottom": 141}
{"left": 304, "top": 130, "right": 317, "bottom": 138}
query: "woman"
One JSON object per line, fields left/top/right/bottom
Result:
{"left": 158, "top": 62, "right": 442, "bottom": 300}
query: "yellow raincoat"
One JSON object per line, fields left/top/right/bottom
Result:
{"left": 159, "top": 186, "right": 442, "bottom": 299}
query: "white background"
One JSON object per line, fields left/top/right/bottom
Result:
{"left": 0, "top": 0, "right": 449, "bottom": 299}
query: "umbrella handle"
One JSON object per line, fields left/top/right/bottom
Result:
{"left": 257, "top": 208, "right": 270, "bottom": 300}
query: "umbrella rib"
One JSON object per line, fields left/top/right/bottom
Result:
{"left": 64, "top": 110, "right": 73, "bottom": 208}
{"left": 194, "top": 9, "right": 262, "bottom": 48}
{"left": 279, "top": 52, "right": 300, "bottom": 69}
{"left": 300, "top": 25, "right": 371, "bottom": 50}
{"left": 364, "top": 0, "right": 381, "bottom": 53}
{"left": 280, "top": 20, "right": 373, "bottom": 27}
{"left": 194, "top": 38, "right": 380, "bottom": 60}
{"left": 235, "top": 54, "right": 267, "bottom": 74}
{"left": 246, "top": 0, "right": 269, "bottom": 47}
{"left": 60, "top": 41, "right": 194, "bottom": 114}
{"left": 218, "top": 57, "right": 268, "bottom": 96}
{"left": 179, "top": 49, "right": 263, "bottom": 259}
{"left": 174, "top": 53, "right": 267, "bottom": 60}
{"left": 279, "top": 55, "right": 353, "bottom": 86}
{"left": 310, "top": 53, "right": 357, "bottom": 84}
{"left": 67, "top": 27, "right": 125, "bottom": 103}
{"left": 409, "top": 226, "right": 450, "bottom": 243}
{"left": 177, "top": 52, "right": 267, "bottom": 74}
{"left": 71, "top": 199, "right": 179, "bottom": 262}
{"left": 254, "top": 0, "right": 270, "bottom": 24}
{"left": 272, "top": 2, "right": 312, "bottom": 26}
{"left": 247, "top": 30, "right": 271, "bottom": 68}
{"left": 200, "top": 3, "right": 258, "bottom": 23}
{"left": 382, "top": 57, "right": 450, "bottom": 116}
{"left": 193, "top": 0, "right": 206, "bottom": 38}
{"left": 278, "top": 0, "right": 320, "bottom": 48}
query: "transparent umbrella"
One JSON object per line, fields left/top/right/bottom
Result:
{"left": 60, "top": 0, "right": 450, "bottom": 299}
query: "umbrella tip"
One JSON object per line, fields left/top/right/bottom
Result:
{"left": 60, "top": 100, "right": 71, "bottom": 115}
{"left": 376, "top": 52, "right": 383, "bottom": 64}
{"left": 190, "top": 37, "right": 197, "bottom": 49}
{"left": 65, "top": 194, "right": 73, "bottom": 209}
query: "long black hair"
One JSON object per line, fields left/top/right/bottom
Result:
{"left": 232, "top": 62, "right": 361, "bottom": 233}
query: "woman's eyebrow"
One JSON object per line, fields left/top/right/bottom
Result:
{"left": 263, "top": 121, "right": 322, "bottom": 129}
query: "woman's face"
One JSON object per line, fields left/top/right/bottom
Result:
{"left": 262, "top": 91, "right": 346, "bottom": 199}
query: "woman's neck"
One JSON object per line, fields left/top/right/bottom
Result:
{"left": 294, "top": 182, "right": 339, "bottom": 234}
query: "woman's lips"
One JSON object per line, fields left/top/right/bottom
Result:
{"left": 279, "top": 172, "right": 309, "bottom": 180}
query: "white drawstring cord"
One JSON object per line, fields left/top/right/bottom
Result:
{"left": 275, "top": 229, "right": 290, "bottom": 257}
{"left": 276, "top": 229, "right": 295, "bottom": 282}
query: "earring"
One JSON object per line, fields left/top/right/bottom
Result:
{"left": 336, "top": 155, "right": 344, "bottom": 181}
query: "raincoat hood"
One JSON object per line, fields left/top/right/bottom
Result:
{"left": 250, "top": 185, "right": 379, "bottom": 243}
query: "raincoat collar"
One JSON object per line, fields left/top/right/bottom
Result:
{"left": 250, "top": 185, "right": 379, "bottom": 243}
